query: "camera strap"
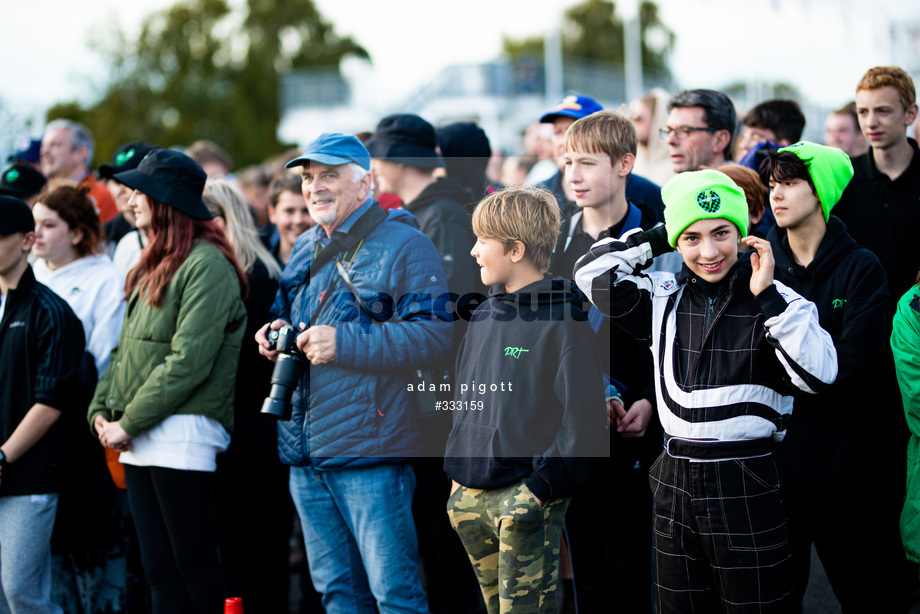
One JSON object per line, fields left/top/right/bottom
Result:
{"left": 334, "top": 258, "right": 386, "bottom": 322}
{"left": 277, "top": 204, "right": 389, "bottom": 322}
{"left": 311, "top": 204, "right": 388, "bottom": 275}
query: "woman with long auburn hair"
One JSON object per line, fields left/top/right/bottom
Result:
{"left": 87, "top": 149, "right": 247, "bottom": 614}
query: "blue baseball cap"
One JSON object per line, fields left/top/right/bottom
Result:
{"left": 285, "top": 133, "right": 371, "bottom": 171}
{"left": 539, "top": 95, "right": 604, "bottom": 123}
{"left": 7, "top": 138, "right": 42, "bottom": 164}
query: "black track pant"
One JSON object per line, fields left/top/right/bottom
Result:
{"left": 124, "top": 464, "right": 226, "bottom": 614}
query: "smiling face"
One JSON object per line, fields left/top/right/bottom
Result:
{"left": 768, "top": 176, "right": 822, "bottom": 230}
{"left": 32, "top": 203, "right": 81, "bottom": 269}
{"left": 128, "top": 189, "right": 153, "bottom": 231}
{"left": 301, "top": 162, "right": 371, "bottom": 235}
{"left": 856, "top": 86, "right": 918, "bottom": 151}
{"left": 674, "top": 217, "right": 739, "bottom": 283}
{"left": 269, "top": 190, "right": 314, "bottom": 251}
{"left": 107, "top": 179, "right": 136, "bottom": 225}
{"left": 470, "top": 235, "right": 514, "bottom": 289}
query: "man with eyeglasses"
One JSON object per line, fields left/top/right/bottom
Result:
{"left": 662, "top": 89, "right": 738, "bottom": 174}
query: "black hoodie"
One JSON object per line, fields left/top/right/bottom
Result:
{"left": 768, "top": 215, "right": 891, "bottom": 487}
{"left": 443, "top": 277, "right": 606, "bottom": 502}
{"left": 403, "top": 176, "right": 479, "bottom": 299}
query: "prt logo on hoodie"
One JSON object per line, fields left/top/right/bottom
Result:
{"left": 503, "top": 347, "right": 529, "bottom": 359}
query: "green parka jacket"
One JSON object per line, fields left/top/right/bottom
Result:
{"left": 892, "top": 284, "right": 920, "bottom": 563}
{"left": 88, "top": 240, "right": 247, "bottom": 437}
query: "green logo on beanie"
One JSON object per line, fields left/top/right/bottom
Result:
{"left": 697, "top": 190, "right": 721, "bottom": 213}
{"left": 4, "top": 169, "right": 19, "bottom": 183}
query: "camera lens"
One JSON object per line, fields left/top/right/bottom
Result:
{"left": 261, "top": 352, "right": 306, "bottom": 420}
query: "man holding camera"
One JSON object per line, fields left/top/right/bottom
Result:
{"left": 256, "top": 133, "right": 451, "bottom": 614}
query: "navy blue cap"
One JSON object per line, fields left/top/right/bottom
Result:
{"left": 539, "top": 95, "right": 604, "bottom": 123}
{"left": 286, "top": 133, "right": 370, "bottom": 170}
{"left": 7, "top": 138, "right": 42, "bottom": 164}
{"left": 0, "top": 195, "right": 35, "bottom": 234}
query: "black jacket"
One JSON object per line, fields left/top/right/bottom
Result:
{"left": 768, "top": 216, "right": 891, "bottom": 486}
{"left": 548, "top": 204, "right": 661, "bottom": 466}
{"left": 833, "top": 138, "right": 920, "bottom": 304}
{"left": 443, "top": 277, "right": 606, "bottom": 502}
{"left": 0, "top": 266, "right": 85, "bottom": 496}
{"left": 230, "top": 258, "right": 280, "bottom": 455}
{"left": 403, "top": 177, "right": 479, "bottom": 299}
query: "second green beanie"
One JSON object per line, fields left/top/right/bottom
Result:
{"left": 777, "top": 141, "right": 854, "bottom": 221}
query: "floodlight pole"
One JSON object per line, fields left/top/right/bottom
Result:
{"left": 623, "top": 0, "right": 643, "bottom": 103}
{"left": 545, "top": 20, "right": 564, "bottom": 103}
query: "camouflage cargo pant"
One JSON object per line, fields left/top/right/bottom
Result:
{"left": 446, "top": 481, "right": 570, "bottom": 614}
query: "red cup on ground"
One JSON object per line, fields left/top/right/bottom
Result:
{"left": 224, "top": 597, "right": 244, "bottom": 614}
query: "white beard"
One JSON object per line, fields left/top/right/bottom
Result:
{"left": 310, "top": 203, "right": 338, "bottom": 226}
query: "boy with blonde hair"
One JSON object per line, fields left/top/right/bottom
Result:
{"left": 445, "top": 187, "right": 604, "bottom": 614}
{"left": 552, "top": 109, "right": 660, "bottom": 612}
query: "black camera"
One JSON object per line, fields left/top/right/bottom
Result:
{"left": 261, "top": 325, "right": 307, "bottom": 420}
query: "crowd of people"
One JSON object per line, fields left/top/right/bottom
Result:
{"left": 0, "top": 63, "right": 919, "bottom": 614}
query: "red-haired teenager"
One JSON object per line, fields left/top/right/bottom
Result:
{"left": 87, "top": 149, "right": 247, "bottom": 614}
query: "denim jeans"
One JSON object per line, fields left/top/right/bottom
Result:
{"left": 289, "top": 463, "right": 429, "bottom": 614}
{"left": 0, "top": 493, "right": 61, "bottom": 614}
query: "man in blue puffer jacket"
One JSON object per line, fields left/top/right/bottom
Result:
{"left": 256, "top": 133, "right": 452, "bottom": 614}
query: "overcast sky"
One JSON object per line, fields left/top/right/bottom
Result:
{"left": 1, "top": 0, "right": 918, "bottom": 125}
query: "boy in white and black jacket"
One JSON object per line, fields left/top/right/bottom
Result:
{"left": 575, "top": 169, "right": 838, "bottom": 613}
{"left": 444, "top": 187, "right": 605, "bottom": 614}
{"left": 762, "top": 142, "right": 908, "bottom": 611}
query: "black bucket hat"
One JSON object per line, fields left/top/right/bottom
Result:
{"left": 114, "top": 149, "right": 212, "bottom": 220}
{"left": 99, "top": 142, "right": 160, "bottom": 179}
{"left": 365, "top": 114, "right": 445, "bottom": 169}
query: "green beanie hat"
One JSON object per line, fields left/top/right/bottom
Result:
{"left": 777, "top": 141, "right": 854, "bottom": 221}
{"left": 662, "top": 169, "right": 749, "bottom": 247}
